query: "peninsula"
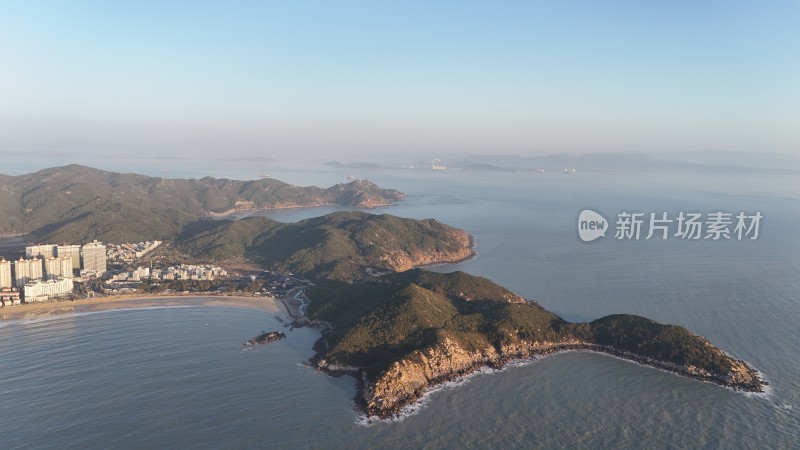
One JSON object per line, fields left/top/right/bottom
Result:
{"left": 178, "top": 210, "right": 766, "bottom": 419}
{"left": 0, "top": 166, "right": 766, "bottom": 421}
{"left": 306, "top": 270, "right": 765, "bottom": 419}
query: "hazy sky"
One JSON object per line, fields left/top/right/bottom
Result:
{"left": 1, "top": 1, "right": 798, "bottom": 161}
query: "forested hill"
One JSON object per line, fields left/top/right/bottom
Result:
{"left": 0, "top": 165, "right": 404, "bottom": 243}
{"left": 307, "top": 270, "right": 767, "bottom": 419}
{"left": 176, "top": 211, "right": 474, "bottom": 281}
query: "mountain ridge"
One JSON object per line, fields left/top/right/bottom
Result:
{"left": 0, "top": 165, "right": 404, "bottom": 243}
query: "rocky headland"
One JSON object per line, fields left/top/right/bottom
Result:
{"left": 305, "top": 271, "right": 766, "bottom": 420}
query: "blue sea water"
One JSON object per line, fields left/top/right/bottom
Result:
{"left": 1, "top": 167, "right": 799, "bottom": 449}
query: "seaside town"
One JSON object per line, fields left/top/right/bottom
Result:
{"left": 0, "top": 240, "right": 311, "bottom": 310}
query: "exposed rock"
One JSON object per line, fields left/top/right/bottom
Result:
{"left": 380, "top": 231, "right": 475, "bottom": 272}
{"left": 320, "top": 335, "right": 766, "bottom": 420}
{"left": 244, "top": 331, "right": 286, "bottom": 347}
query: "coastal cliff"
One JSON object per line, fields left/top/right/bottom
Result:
{"left": 307, "top": 271, "right": 766, "bottom": 420}
{"left": 357, "top": 337, "right": 763, "bottom": 419}
{"left": 379, "top": 229, "right": 474, "bottom": 272}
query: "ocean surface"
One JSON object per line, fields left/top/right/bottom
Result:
{"left": 1, "top": 167, "right": 799, "bottom": 449}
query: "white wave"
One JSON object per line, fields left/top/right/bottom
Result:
{"left": 1, "top": 305, "right": 199, "bottom": 327}
{"left": 355, "top": 366, "right": 502, "bottom": 426}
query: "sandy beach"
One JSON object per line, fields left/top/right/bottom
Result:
{"left": 0, "top": 294, "right": 286, "bottom": 322}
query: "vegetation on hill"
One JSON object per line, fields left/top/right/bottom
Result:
{"left": 585, "top": 314, "right": 734, "bottom": 374}
{"left": 176, "top": 212, "right": 475, "bottom": 281}
{"left": 307, "top": 270, "right": 765, "bottom": 418}
{"left": 308, "top": 271, "right": 561, "bottom": 376}
{"left": 0, "top": 165, "right": 404, "bottom": 243}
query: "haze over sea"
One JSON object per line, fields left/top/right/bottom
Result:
{"left": 1, "top": 164, "right": 799, "bottom": 449}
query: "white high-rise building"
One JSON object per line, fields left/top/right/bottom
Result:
{"left": 13, "top": 257, "right": 43, "bottom": 287}
{"left": 60, "top": 256, "right": 73, "bottom": 278}
{"left": 81, "top": 241, "right": 107, "bottom": 273}
{"left": 26, "top": 244, "right": 56, "bottom": 259}
{"left": 56, "top": 244, "right": 82, "bottom": 270}
{"left": 45, "top": 256, "right": 74, "bottom": 280}
{"left": 0, "top": 258, "right": 12, "bottom": 289}
{"left": 45, "top": 257, "right": 60, "bottom": 280}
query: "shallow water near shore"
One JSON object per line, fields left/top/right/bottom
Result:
{"left": 1, "top": 167, "right": 799, "bottom": 448}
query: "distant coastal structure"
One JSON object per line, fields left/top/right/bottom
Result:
{"left": 431, "top": 158, "right": 448, "bottom": 171}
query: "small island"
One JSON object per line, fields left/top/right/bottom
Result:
{"left": 245, "top": 331, "right": 286, "bottom": 347}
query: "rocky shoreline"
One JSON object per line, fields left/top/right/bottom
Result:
{"left": 382, "top": 232, "right": 476, "bottom": 272}
{"left": 314, "top": 339, "right": 766, "bottom": 420}
{"left": 416, "top": 234, "right": 478, "bottom": 269}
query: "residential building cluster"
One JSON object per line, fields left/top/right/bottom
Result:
{"left": 0, "top": 240, "right": 110, "bottom": 306}
{"left": 1, "top": 238, "right": 243, "bottom": 306}
{"left": 107, "top": 241, "right": 162, "bottom": 263}
{"left": 152, "top": 264, "right": 228, "bottom": 281}
{"left": 109, "top": 266, "right": 152, "bottom": 282}
{"left": 22, "top": 240, "right": 108, "bottom": 276}
{"left": 109, "top": 264, "right": 228, "bottom": 283}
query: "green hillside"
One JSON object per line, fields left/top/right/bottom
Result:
{"left": 585, "top": 314, "right": 734, "bottom": 375}
{"left": 308, "top": 271, "right": 562, "bottom": 375}
{"left": 176, "top": 212, "right": 474, "bottom": 281}
{"left": 0, "top": 165, "right": 404, "bottom": 243}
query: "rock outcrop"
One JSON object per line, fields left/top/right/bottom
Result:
{"left": 380, "top": 231, "right": 475, "bottom": 272}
